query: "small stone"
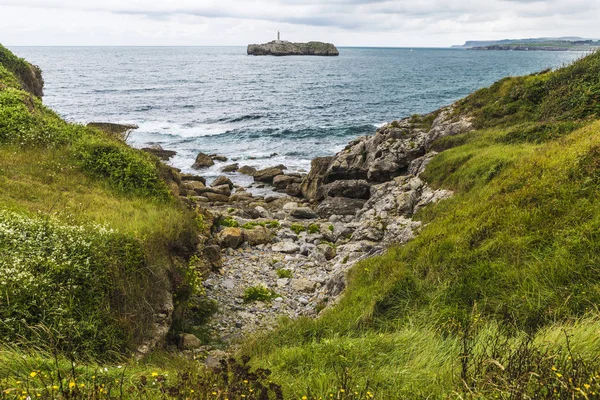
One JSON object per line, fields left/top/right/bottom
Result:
{"left": 290, "top": 207, "right": 318, "bottom": 219}
{"left": 298, "top": 297, "right": 309, "bottom": 305}
{"left": 282, "top": 202, "right": 299, "bottom": 211}
{"left": 222, "top": 279, "right": 235, "bottom": 290}
{"left": 221, "top": 163, "right": 239, "bottom": 172}
{"left": 317, "top": 244, "right": 336, "bottom": 261}
{"left": 276, "top": 278, "right": 290, "bottom": 288}
{"left": 291, "top": 278, "right": 316, "bottom": 292}
{"left": 272, "top": 241, "right": 300, "bottom": 254}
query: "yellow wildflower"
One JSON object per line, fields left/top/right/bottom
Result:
{"left": 30, "top": 372, "right": 37, "bottom": 378}
{"left": 151, "top": 372, "right": 159, "bottom": 377}
{"left": 585, "top": 384, "right": 591, "bottom": 389}
{"left": 69, "top": 381, "right": 76, "bottom": 389}
{"left": 555, "top": 373, "right": 563, "bottom": 378}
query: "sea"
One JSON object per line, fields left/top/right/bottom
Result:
{"left": 10, "top": 46, "right": 583, "bottom": 186}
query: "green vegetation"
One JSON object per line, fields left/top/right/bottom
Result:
{"left": 0, "top": 45, "right": 201, "bottom": 361}
{"left": 242, "top": 220, "right": 280, "bottom": 229}
{"left": 219, "top": 216, "right": 239, "bottom": 227}
{"left": 307, "top": 223, "right": 320, "bottom": 234}
{"left": 240, "top": 51, "right": 600, "bottom": 398}
{"left": 276, "top": 269, "right": 293, "bottom": 279}
{"left": 290, "top": 223, "right": 306, "bottom": 235}
{"left": 243, "top": 286, "right": 280, "bottom": 303}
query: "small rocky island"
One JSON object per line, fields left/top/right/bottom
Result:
{"left": 248, "top": 32, "right": 339, "bottom": 56}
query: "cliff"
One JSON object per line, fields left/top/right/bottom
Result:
{"left": 247, "top": 40, "right": 339, "bottom": 56}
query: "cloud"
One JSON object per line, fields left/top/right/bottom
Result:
{"left": 0, "top": 0, "right": 598, "bottom": 46}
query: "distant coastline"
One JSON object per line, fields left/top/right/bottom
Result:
{"left": 454, "top": 37, "right": 600, "bottom": 52}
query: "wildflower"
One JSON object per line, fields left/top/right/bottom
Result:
{"left": 551, "top": 366, "right": 557, "bottom": 371}
{"left": 212, "top": 392, "right": 217, "bottom": 395}
{"left": 243, "top": 380, "right": 249, "bottom": 384}
{"left": 30, "top": 372, "right": 37, "bottom": 378}
{"left": 555, "top": 373, "right": 563, "bottom": 378}
{"left": 151, "top": 372, "right": 159, "bottom": 377}
{"left": 585, "top": 384, "right": 591, "bottom": 389}
{"left": 302, "top": 396, "right": 308, "bottom": 400}
{"left": 69, "top": 381, "right": 76, "bottom": 389}
{"left": 340, "top": 388, "right": 345, "bottom": 393}
{"left": 80, "top": 383, "right": 85, "bottom": 388}
{"left": 190, "top": 389, "right": 195, "bottom": 393}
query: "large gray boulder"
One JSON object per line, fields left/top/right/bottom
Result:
{"left": 317, "top": 180, "right": 371, "bottom": 200}
{"left": 300, "top": 156, "right": 333, "bottom": 200}
{"left": 317, "top": 197, "right": 366, "bottom": 218}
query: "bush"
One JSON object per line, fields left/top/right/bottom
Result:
{"left": 243, "top": 286, "right": 279, "bottom": 303}
{"left": 220, "top": 216, "right": 239, "bottom": 228}
{"left": 290, "top": 223, "right": 306, "bottom": 235}
{"left": 276, "top": 269, "right": 293, "bottom": 279}
{"left": 0, "top": 210, "right": 154, "bottom": 356}
{"left": 308, "top": 223, "right": 320, "bottom": 234}
{"left": 75, "top": 138, "right": 171, "bottom": 200}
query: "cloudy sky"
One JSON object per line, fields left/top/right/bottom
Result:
{"left": 1, "top": 0, "right": 599, "bottom": 47}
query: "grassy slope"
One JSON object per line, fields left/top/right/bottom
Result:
{"left": 0, "top": 44, "right": 199, "bottom": 358}
{"left": 241, "top": 52, "right": 600, "bottom": 398}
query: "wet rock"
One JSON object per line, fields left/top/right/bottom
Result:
{"left": 211, "top": 154, "right": 228, "bottom": 162}
{"left": 239, "top": 165, "right": 258, "bottom": 176}
{"left": 221, "top": 163, "right": 239, "bottom": 173}
{"left": 192, "top": 152, "right": 215, "bottom": 169}
{"left": 273, "top": 175, "right": 296, "bottom": 190}
{"left": 317, "top": 197, "right": 366, "bottom": 218}
{"left": 254, "top": 167, "right": 284, "bottom": 183}
{"left": 289, "top": 207, "right": 318, "bottom": 220}
{"left": 212, "top": 176, "right": 234, "bottom": 189}
{"left": 181, "top": 174, "right": 207, "bottom": 185}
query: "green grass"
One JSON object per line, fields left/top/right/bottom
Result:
{"left": 239, "top": 51, "right": 600, "bottom": 398}
{"left": 0, "top": 45, "right": 201, "bottom": 359}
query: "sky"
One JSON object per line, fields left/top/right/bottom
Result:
{"left": 0, "top": 0, "right": 599, "bottom": 47}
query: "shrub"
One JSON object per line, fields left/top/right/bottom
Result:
{"left": 276, "top": 269, "right": 293, "bottom": 279}
{"left": 75, "top": 137, "right": 171, "bottom": 200}
{"left": 220, "top": 216, "right": 239, "bottom": 228}
{"left": 290, "top": 223, "right": 306, "bottom": 235}
{"left": 243, "top": 286, "right": 279, "bottom": 303}
{"left": 308, "top": 223, "right": 320, "bottom": 234}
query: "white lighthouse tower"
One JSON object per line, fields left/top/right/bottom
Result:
{"left": 277, "top": 31, "right": 281, "bottom": 42}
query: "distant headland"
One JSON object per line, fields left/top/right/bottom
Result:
{"left": 452, "top": 37, "right": 600, "bottom": 51}
{"left": 247, "top": 31, "right": 339, "bottom": 56}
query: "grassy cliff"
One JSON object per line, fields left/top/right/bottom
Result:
{"left": 241, "top": 51, "right": 600, "bottom": 398}
{"left": 0, "top": 44, "right": 201, "bottom": 359}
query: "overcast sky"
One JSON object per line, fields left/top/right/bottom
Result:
{"left": 1, "top": 0, "right": 599, "bottom": 47}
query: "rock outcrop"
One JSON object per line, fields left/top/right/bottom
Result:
{"left": 247, "top": 41, "right": 339, "bottom": 56}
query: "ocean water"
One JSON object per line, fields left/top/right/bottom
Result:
{"left": 11, "top": 46, "right": 582, "bottom": 185}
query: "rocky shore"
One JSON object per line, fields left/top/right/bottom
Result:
{"left": 247, "top": 41, "right": 339, "bottom": 56}
{"left": 158, "top": 104, "right": 473, "bottom": 348}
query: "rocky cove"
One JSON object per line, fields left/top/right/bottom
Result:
{"left": 152, "top": 105, "right": 473, "bottom": 352}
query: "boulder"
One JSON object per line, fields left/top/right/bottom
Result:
{"left": 192, "top": 152, "right": 214, "bottom": 169}
{"left": 300, "top": 156, "right": 333, "bottom": 200}
{"left": 230, "top": 192, "right": 254, "bottom": 202}
{"left": 194, "top": 185, "right": 231, "bottom": 197}
{"left": 204, "top": 192, "right": 231, "bottom": 203}
{"left": 285, "top": 183, "right": 303, "bottom": 197}
{"left": 178, "top": 333, "right": 202, "bottom": 350}
{"left": 239, "top": 165, "right": 257, "bottom": 176}
{"left": 142, "top": 145, "right": 177, "bottom": 161}
{"left": 181, "top": 174, "right": 207, "bottom": 185}
{"left": 291, "top": 278, "right": 316, "bottom": 292}
{"left": 202, "top": 245, "right": 223, "bottom": 269}
{"left": 318, "top": 180, "right": 371, "bottom": 200}
{"left": 221, "top": 163, "right": 239, "bottom": 173}
{"left": 242, "top": 226, "right": 272, "bottom": 246}
{"left": 272, "top": 241, "right": 300, "bottom": 254}
{"left": 212, "top": 175, "right": 234, "bottom": 189}
{"left": 317, "top": 244, "right": 336, "bottom": 261}
{"left": 217, "top": 227, "right": 244, "bottom": 249}
{"left": 273, "top": 175, "right": 296, "bottom": 190}
{"left": 290, "top": 207, "right": 318, "bottom": 220}
{"left": 254, "top": 167, "right": 284, "bottom": 183}
{"left": 210, "top": 154, "right": 228, "bottom": 162}
{"left": 183, "top": 181, "right": 206, "bottom": 191}
{"left": 317, "top": 197, "right": 366, "bottom": 218}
